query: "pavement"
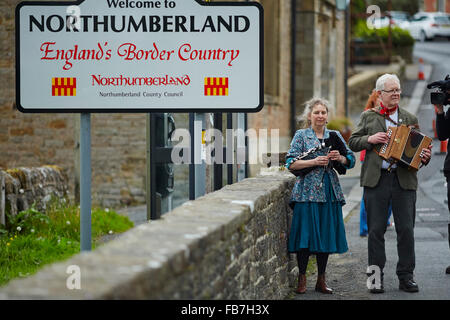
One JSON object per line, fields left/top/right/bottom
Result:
{"left": 112, "top": 61, "right": 450, "bottom": 300}
{"left": 289, "top": 60, "right": 450, "bottom": 300}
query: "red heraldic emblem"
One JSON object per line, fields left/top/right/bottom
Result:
{"left": 204, "top": 77, "right": 229, "bottom": 96}
{"left": 52, "top": 78, "right": 77, "bottom": 96}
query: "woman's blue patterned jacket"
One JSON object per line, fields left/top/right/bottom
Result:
{"left": 285, "top": 127, "right": 355, "bottom": 205}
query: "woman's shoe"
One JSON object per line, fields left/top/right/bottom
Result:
{"left": 315, "top": 274, "right": 333, "bottom": 294}
{"left": 295, "top": 274, "right": 307, "bottom": 294}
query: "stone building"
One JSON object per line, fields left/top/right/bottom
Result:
{"left": 0, "top": 0, "right": 347, "bottom": 208}
{"left": 247, "top": 0, "right": 346, "bottom": 176}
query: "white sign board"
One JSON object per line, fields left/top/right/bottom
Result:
{"left": 16, "top": 0, "right": 263, "bottom": 113}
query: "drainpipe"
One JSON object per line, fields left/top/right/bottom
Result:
{"left": 290, "top": 0, "right": 297, "bottom": 137}
{"left": 344, "top": 0, "right": 350, "bottom": 118}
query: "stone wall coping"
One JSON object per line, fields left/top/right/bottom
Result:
{"left": 348, "top": 60, "right": 406, "bottom": 88}
{"left": 0, "top": 170, "right": 296, "bottom": 300}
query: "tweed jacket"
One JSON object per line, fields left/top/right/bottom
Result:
{"left": 285, "top": 127, "right": 355, "bottom": 205}
{"left": 348, "top": 106, "right": 419, "bottom": 190}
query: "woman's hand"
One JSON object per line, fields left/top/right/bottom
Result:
{"left": 315, "top": 156, "right": 329, "bottom": 166}
{"left": 328, "top": 150, "right": 347, "bottom": 164}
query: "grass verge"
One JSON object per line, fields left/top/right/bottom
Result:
{"left": 0, "top": 199, "right": 134, "bottom": 287}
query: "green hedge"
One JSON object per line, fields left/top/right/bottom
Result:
{"left": 353, "top": 19, "right": 414, "bottom": 47}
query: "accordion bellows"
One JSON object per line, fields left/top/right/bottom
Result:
{"left": 378, "top": 125, "right": 432, "bottom": 171}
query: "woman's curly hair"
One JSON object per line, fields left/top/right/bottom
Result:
{"left": 298, "top": 97, "right": 334, "bottom": 128}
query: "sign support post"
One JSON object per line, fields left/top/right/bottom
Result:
{"left": 80, "top": 113, "right": 92, "bottom": 252}
{"left": 237, "top": 113, "right": 246, "bottom": 181}
{"left": 194, "top": 113, "right": 206, "bottom": 198}
{"left": 146, "top": 114, "right": 151, "bottom": 221}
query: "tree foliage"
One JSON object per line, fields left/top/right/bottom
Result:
{"left": 351, "top": 0, "right": 419, "bottom": 16}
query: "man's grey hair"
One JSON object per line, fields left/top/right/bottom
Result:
{"left": 375, "top": 74, "right": 401, "bottom": 91}
{"left": 298, "top": 97, "right": 334, "bottom": 128}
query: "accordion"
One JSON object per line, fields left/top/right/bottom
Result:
{"left": 378, "top": 125, "right": 432, "bottom": 170}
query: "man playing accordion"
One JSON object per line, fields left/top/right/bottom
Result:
{"left": 349, "top": 74, "right": 432, "bottom": 293}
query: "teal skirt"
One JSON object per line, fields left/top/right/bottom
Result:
{"left": 288, "top": 173, "right": 348, "bottom": 254}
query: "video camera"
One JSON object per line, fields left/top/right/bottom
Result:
{"left": 427, "top": 75, "right": 450, "bottom": 106}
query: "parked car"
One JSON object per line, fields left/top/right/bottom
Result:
{"left": 388, "top": 11, "right": 411, "bottom": 29}
{"left": 372, "top": 11, "right": 410, "bottom": 29}
{"left": 406, "top": 12, "right": 450, "bottom": 41}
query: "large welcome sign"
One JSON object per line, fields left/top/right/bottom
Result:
{"left": 16, "top": 0, "right": 263, "bottom": 112}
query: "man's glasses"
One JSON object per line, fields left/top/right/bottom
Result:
{"left": 382, "top": 89, "right": 402, "bottom": 94}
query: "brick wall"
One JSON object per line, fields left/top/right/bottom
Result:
{"left": 424, "top": 0, "right": 450, "bottom": 12}
{"left": 0, "top": 0, "right": 75, "bottom": 197}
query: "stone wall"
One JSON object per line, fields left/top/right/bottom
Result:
{"left": 0, "top": 166, "right": 68, "bottom": 226}
{"left": 348, "top": 58, "right": 406, "bottom": 114}
{"left": 0, "top": 170, "right": 298, "bottom": 299}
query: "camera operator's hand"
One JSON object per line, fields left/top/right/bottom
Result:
{"left": 435, "top": 104, "right": 444, "bottom": 115}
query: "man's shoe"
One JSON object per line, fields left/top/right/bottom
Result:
{"left": 368, "top": 270, "right": 384, "bottom": 293}
{"left": 446, "top": 265, "right": 450, "bottom": 274}
{"left": 399, "top": 279, "right": 419, "bottom": 293}
{"left": 369, "top": 281, "right": 384, "bottom": 294}
{"left": 369, "top": 286, "right": 384, "bottom": 294}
